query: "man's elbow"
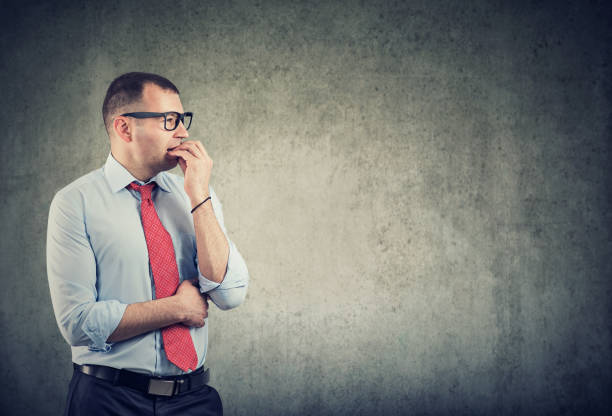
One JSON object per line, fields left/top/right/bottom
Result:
{"left": 58, "top": 308, "right": 94, "bottom": 347}
{"left": 212, "top": 286, "right": 248, "bottom": 311}
{"left": 59, "top": 323, "right": 90, "bottom": 347}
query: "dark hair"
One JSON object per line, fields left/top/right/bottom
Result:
{"left": 102, "top": 72, "right": 180, "bottom": 133}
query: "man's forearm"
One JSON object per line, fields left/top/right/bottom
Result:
{"left": 106, "top": 296, "right": 183, "bottom": 343}
{"left": 192, "top": 200, "right": 229, "bottom": 283}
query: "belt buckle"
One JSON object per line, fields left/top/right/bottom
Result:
{"left": 148, "top": 378, "right": 177, "bottom": 396}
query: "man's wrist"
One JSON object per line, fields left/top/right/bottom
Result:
{"left": 190, "top": 195, "right": 212, "bottom": 213}
{"left": 189, "top": 189, "right": 209, "bottom": 207}
{"left": 168, "top": 295, "right": 186, "bottom": 322}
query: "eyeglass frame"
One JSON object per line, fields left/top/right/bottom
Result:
{"left": 120, "top": 111, "right": 193, "bottom": 131}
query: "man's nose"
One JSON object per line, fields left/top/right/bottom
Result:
{"left": 174, "top": 120, "right": 189, "bottom": 138}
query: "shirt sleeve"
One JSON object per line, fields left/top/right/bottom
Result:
{"left": 46, "top": 190, "right": 127, "bottom": 351}
{"left": 197, "top": 185, "right": 249, "bottom": 310}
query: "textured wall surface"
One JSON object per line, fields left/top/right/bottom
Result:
{"left": 1, "top": 0, "right": 611, "bottom": 415}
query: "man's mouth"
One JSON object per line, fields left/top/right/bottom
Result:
{"left": 166, "top": 147, "right": 180, "bottom": 159}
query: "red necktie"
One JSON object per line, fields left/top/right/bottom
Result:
{"left": 128, "top": 182, "right": 199, "bottom": 372}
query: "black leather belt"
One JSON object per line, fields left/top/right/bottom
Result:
{"left": 73, "top": 363, "right": 210, "bottom": 397}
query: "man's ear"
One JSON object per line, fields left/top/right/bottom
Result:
{"left": 113, "top": 116, "right": 133, "bottom": 143}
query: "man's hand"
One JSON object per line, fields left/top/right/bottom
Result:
{"left": 175, "top": 279, "right": 209, "bottom": 328}
{"left": 167, "top": 140, "right": 212, "bottom": 209}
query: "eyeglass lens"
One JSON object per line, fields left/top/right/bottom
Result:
{"left": 165, "top": 112, "right": 192, "bottom": 130}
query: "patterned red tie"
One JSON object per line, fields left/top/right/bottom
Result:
{"left": 128, "top": 182, "right": 199, "bottom": 372}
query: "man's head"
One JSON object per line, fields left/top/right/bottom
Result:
{"left": 103, "top": 72, "right": 180, "bottom": 134}
{"left": 103, "top": 72, "right": 190, "bottom": 181}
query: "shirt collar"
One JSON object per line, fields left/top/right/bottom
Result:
{"left": 103, "top": 153, "right": 171, "bottom": 194}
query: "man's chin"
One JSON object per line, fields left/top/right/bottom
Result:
{"left": 159, "top": 155, "right": 179, "bottom": 171}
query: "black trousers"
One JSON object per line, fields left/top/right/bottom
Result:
{"left": 64, "top": 368, "right": 223, "bottom": 416}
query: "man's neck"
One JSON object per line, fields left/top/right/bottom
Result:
{"left": 110, "top": 151, "right": 155, "bottom": 183}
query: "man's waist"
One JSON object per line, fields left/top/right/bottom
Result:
{"left": 70, "top": 327, "right": 207, "bottom": 374}
{"left": 73, "top": 363, "right": 210, "bottom": 397}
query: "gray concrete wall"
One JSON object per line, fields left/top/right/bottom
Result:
{"left": 1, "top": 0, "right": 610, "bottom": 415}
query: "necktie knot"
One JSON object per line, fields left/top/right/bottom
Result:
{"left": 128, "top": 182, "right": 156, "bottom": 201}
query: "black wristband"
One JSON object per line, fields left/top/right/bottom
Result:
{"left": 190, "top": 196, "right": 211, "bottom": 214}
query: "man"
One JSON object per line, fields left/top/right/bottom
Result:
{"left": 47, "top": 72, "right": 249, "bottom": 415}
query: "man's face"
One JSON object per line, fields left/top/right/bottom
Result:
{"left": 128, "top": 83, "right": 189, "bottom": 176}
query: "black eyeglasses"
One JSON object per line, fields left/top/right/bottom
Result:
{"left": 120, "top": 111, "right": 193, "bottom": 131}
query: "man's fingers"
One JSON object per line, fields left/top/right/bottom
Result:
{"left": 194, "top": 141, "right": 210, "bottom": 158}
{"left": 181, "top": 278, "right": 198, "bottom": 286}
{"left": 179, "top": 143, "right": 201, "bottom": 157}
{"left": 167, "top": 148, "right": 195, "bottom": 161}
{"left": 173, "top": 141, "right": 204, "bottom": 158}
{"left": 174, "top": 140, "right": 210, "bottom": 162}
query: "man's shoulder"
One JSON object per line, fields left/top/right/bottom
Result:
{"left": 51, "top": 167, "right": 106, "bottom": 203}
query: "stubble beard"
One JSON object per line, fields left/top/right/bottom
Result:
{"left": 160, "top": 153, "right": 179, "bottom": 172}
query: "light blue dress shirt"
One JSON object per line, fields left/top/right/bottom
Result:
{"left": 47, "top": 153, "right": 249, "bottom": 376}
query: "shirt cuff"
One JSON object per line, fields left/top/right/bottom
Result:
{"left": 198, "top": 238, "right": 248, "bottom": 292}
{"left": 82, "top": 300, "right": 128, "bottom": 352}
